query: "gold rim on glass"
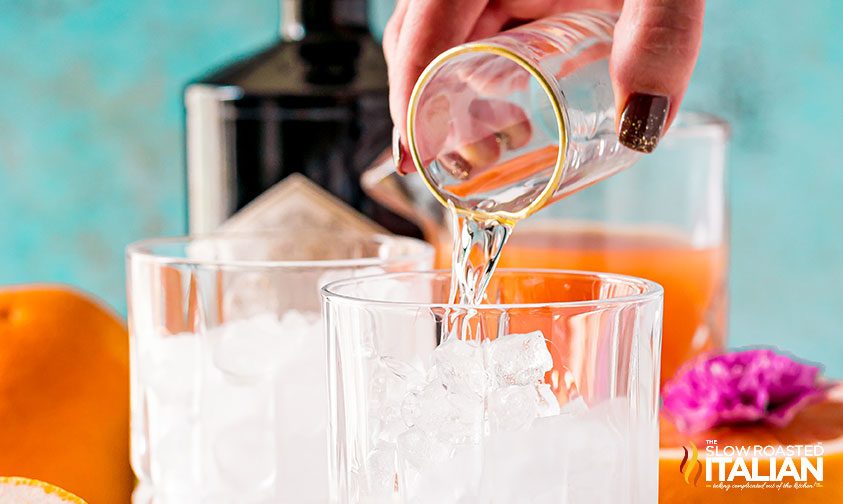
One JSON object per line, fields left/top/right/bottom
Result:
{"left": 406, "top": 42, "right": 568, "bottom": 224}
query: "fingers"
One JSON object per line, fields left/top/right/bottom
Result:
{"left": 435, "top": 98, "right": 533, "bottom": 180}
{"left": 467, "top": 99, "right": 531, "bottom": 150}
{"left": 492, "top": 0, "right": 562, "bottom": 19}
{"left": 494, "top": 0, "right": 623, "bottom": 18}
{"left": 459, "top": 55, "right": 532, "bottom": 96}
{"left": 387, "top": 0, "right": 490, "bottom": 173}
{"left": 382, "top": 0, "right": 410, "bottom": 68}
{"left": 439, "top": 128, "right": 501, "bottom": 179}
{"left": 611, "top": 0, "right": 705, "bottom": 152}
{"left": 383, "top": 0, "right": 414, "bottom": 174}
{"left": 467, "top": 5, "right": 510, "bottom": 41}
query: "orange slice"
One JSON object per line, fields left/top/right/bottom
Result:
{"left": 660, "top": 381, "right": 843, "bottom": 503}
{"left": 0, "top": 477, "right": 87, "bottom": 503}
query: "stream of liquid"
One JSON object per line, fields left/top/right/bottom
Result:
{"left": 444, "top": 206, "right": 588, "bottom": 404}
{"left": 447, "top": 202, "right": 513, "bottom": 306}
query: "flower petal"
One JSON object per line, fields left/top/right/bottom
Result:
{"left": 662, "top": 349, "right": 824, "bottom": 434}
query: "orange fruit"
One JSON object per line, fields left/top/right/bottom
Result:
{"left": 660, "top": 381, "right": 843, "bottom": 503}
{"left": 0, "top": 285, "right": 132, "bottom": 503}
{"left": 0, "top": 477, "right": 87, "bottom": 503}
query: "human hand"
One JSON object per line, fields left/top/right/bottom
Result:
{"left": 384, "top": 0, "right": 705, "bottom": 173}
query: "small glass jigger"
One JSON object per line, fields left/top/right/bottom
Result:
{"left": 406, "top": 10, "right": 639, "bottom": 223}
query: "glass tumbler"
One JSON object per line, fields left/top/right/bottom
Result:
{"left": 498, "top": 112, "right": 729, "bottom": 386}
{"left": 323, "top": 269, "right": 663, "bottom": 503}
{"left": 126, "top": 233, "right": 433, "bottom": 504}
{"left": 407, "top": 10, "right": 638, "bottom": 222}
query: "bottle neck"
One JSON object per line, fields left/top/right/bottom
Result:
{"left": 280, "top": 0, "right": 369, "bottom": 41}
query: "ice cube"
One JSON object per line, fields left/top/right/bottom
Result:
{"left": 433, "top": 338, "right": 488, "bottom": 396}
{"left": 478, "top": 414, "right": 574, "bottom": 503}
{"left": 406, "top": 442, "right": 484, "bottom": 503}
{"left": 480, "top": 408, "right": 626, "bottom": 502}
{"left": 560, "top": 402, "right": 628, "bottom": 504}
{"left": 140, "top": 311, "right": 333, "bottom": 502}
{"left": 508, "top": 399, "right": 632, "bottom": 503}
{"left": 396, "top": 427, "right": 451, "bottom": 470}
{"left": 371, "top": 357, "right": 424, "bottom": 406}
{"left": 559, "top": 395, "right": 588, "bottom": 416}
{"left": 275, "top": 429, "right": 329, "bottom": 502}
{"left": 489, "top": 331, "right": 553, "bottom": 386}
{"left": 536, "top": 383, "right": 561, "bottom": 417}
{"left": 377, "top": 404, "right": 407, "bottom": 443}
{"left": 271, "top": 310, "right": 331, "bottom": 502}
{"left": 149, "top": 421, "right": 198, "bottom": 491}
{"left": 366, "top": 447, "right": 398, "bottom": 497}
{"left": 212, "top": 314, "right": 283, "bottom": 382}
{"left": 408, "top": 383, "right": 448, "bottom": 434}
{"left": 435, "top": 392, "right": 484, "bottom": 445}
{"left": 213, "top": 419, "right": 276, "bottom": 491}
{"left": 399, "top": 397, "right": 641, "bottom": 503}
{"left": 400, "top": 390, "right": 422, "bottom": 428}
{"left": 273, "top": 310, "right": 327, "bottom": 437}
{"left": 276, "top": 309, "right": 322, "bottom": 365}
{"left": 371, "top": 357, "right": 425, "bottom": 442}
{"left": 381, "top": 356, "right": 425, "bottom": 388}
{"left": 142, "top": 333, "right": 198, "bottom": 403}
{"left": 488, "top": 385, "right": 539, "bottom": 431}
{"left": 397, "top": 427, "right": 451, "bottom": 503}
{"left": 408, "top": 383, "right": 483, "bottom": 444}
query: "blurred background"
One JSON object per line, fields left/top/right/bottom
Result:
{"left": 0, "top": 0, "right": 841, "bottom": 374}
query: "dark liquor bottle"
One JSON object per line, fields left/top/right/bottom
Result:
{"left": 185, "top": 0, "right": 420, "bottom": 237}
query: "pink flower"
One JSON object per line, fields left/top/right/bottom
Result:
{"left": 662, "top": 349, "right": 825, "bottom": 434}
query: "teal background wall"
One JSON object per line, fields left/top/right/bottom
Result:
{"left": 1, "top": 1, "right": 841, "bottom": 374}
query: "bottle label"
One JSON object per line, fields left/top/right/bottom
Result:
{"left": 221, "top": 173, "right": 388, "bottom": 238}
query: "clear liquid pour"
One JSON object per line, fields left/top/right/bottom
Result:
{"left": 443, "top": 202, "right": 514, "bottom": 342}
{"left": 448, "top": 203, "right": 513, "bottom": 306}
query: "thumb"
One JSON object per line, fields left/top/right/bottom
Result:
{"left": 611, "top": 0, "right": 704, "bottom": 152}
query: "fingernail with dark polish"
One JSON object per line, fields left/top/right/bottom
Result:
{"left": 392, "top": 127, "right": 413, "bottom": 175}
{"left": 618, "top": 93, "right": 670, "bottom": 153}
{"left": 395, "top": 146, "right": 416, "bottom": 175}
